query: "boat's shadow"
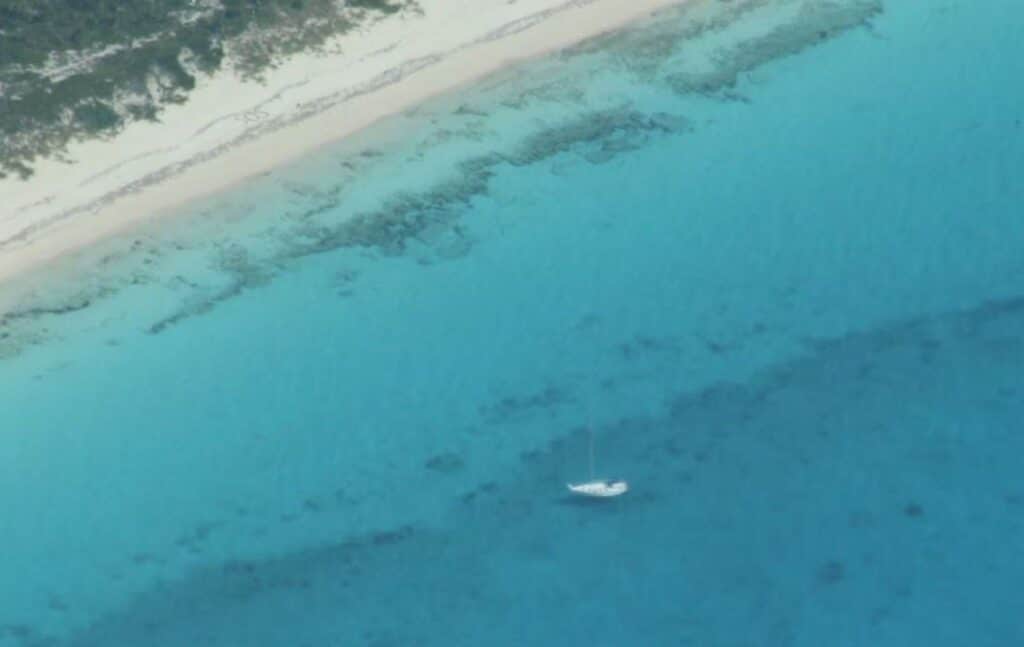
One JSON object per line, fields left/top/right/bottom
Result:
{"left": 554, "top": 494, "right": 629, "bottom": 508}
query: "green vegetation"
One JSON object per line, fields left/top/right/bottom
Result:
{"left": 0, "top": 0, "right": 413, "bottom": 179}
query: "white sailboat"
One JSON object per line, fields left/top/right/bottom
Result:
{"left": 567, "top": 426, "right": 628, "bottom": 498}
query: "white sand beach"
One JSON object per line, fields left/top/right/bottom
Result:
{"left": 0, "top": 0, "right": 685, "bottom": 290}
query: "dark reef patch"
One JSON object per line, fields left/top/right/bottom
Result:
{"left": 667, "top": 0, "right": 884, "bottom": 98}
{"left": 424, "top": 452, "right": 465, "bottom": 474}
{"left": 903, "top": 503, "right": 924, "bottom": 518}
{"left": 616, "top": 333, "right": 682, "bottom": 359}
{"left": 561, "top": 0, "right": 883, "bottom": 99}
{"left": 147, "top": 243, "right": 274, "bottom": 335}
{"left": 54, "top": 521, "right": 425, "bottom": 647}
{"left": 0, "top": 286, "right": 115, "bottom": 360}
{"left": 274, "top": 107, "right": 690, "bottom": 269}
{"left": 479, "top": 385, "right": 574, "bottom": 424}
{"left": 816, "top": 560, "right": 846, "bottom": 585}
{"left": 0, "top": 295, "right": 96, "bottom": 325}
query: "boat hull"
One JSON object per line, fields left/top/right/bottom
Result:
{"left": 566, "top": 480, "right": 629, "bottom": 497}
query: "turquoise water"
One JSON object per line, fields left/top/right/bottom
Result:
{"left": 2, "top": 1, "right": 1023, "bottom": 645}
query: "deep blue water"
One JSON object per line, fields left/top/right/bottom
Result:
{"left": 2, "top": 1, "right": 1023, "bottom": 645}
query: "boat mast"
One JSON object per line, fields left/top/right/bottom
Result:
{"left": 588, "top": 426, "right": 595, "bottom": 480}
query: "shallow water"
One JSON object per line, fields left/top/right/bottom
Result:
{"left": 2, "top": 1, "right": 1023, "bottom": 645}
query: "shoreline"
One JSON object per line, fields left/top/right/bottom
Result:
{"left": 0, "top": 0, "right": 686, "bottom": 293}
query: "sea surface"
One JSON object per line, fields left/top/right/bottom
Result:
{"left": 2, "top": 1, "right": 1023, "bottom": 645}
